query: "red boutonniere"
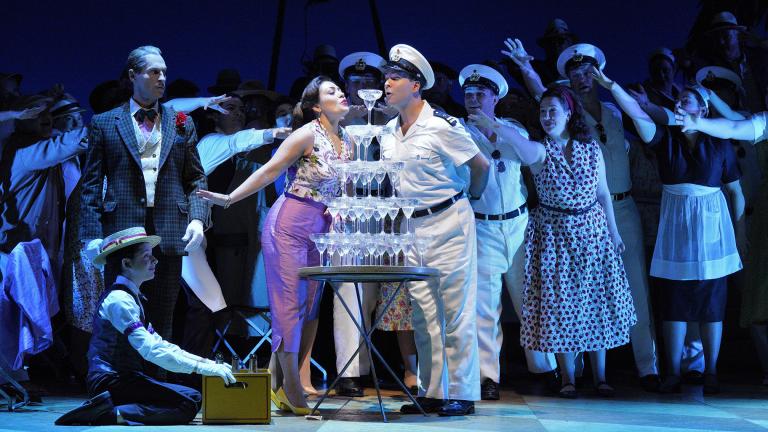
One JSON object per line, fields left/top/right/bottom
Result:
{"left": 175, "top": 112, "right": 188, "bottom": 134}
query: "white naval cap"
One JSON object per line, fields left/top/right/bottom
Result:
{"left": 556, "top": 43, "right": 606, "bottom": 78}
{"left": 383, "top": 44, "right": 435, "bottom": 90}
{"left": 338, "top": 51, "right": 386, "bottom": 79}
{"left": 649, "top": 47, "right": 676, "bottom": 65}
{"left": 459, "top": 64, "right": 508, "bottom": 98}
{"left": 695, "top": 65, "right": 743, "bottom": 89}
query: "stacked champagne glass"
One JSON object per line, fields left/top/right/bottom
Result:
{"left": 308, "top": 89, "right": 431, "bottom": 268}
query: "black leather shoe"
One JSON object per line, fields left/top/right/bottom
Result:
{"left": 539, "top": 369, "right": 561, "bottom": 394}
{"left": 659, "top": 375, "right": 682, "bottom": 394}
{"left": 336, "top": 377, "right": 364, "bottom": 397}
{"left": 438, "top": 399, "right": 475, "bottom": 416}
{"left": 55, "top": 391, "right": 115, "bottom": 425}
{"left": 481, "top": 378, "right": 500, "bottom": 400}
{"left": 400, "top": 397, "right": 444, "bottom": 414}
{"left": 640, "top": 374, "right": 660, "bottom": 392}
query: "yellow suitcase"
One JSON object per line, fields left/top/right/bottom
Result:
{"left": 202, "top": 369, "right": 271, "bottom": 424}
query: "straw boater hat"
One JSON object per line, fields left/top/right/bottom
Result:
{"left": 92, "top": 227, "right": 161, "bottom": 266}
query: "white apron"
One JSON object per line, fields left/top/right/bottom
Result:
{"left": 650, "top": 183, "right": 742, "bottom": 280}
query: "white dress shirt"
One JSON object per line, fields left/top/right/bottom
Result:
{"left": 461, "top": 117, "right": 528, "bottom": 214}
{"left": 380, "top": 101, "right": 479, "bottom": 208}
{"left": 99, "top": 275, "right": 205, "bottom": 373}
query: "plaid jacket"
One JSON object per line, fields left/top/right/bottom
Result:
{"left": 79, "top": 102, "right": 209, "bottom": 256}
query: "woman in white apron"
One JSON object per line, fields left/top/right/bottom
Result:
{"left": 608, "top": 80, "right": 746, "bottom": 394}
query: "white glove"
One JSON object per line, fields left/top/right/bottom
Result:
{"left": 197, "top": 362, "right": 236, "bottom": 385}
{"left": 84, "top": 239, "right": 104, "bottom": 268}
{"left": 182, "top": 219, "right": 205, "bottom": 252}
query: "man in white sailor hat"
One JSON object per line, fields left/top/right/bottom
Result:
{"left": 458, "top": 64, "right": 558, "bottom": 400}
{"left": 505, "top": 39, "right": 661, "bottom": 391}
{"left": 332, "top": 51, "right": 390, "bottom": 397}
{"left": 459, "top": 64, "right": 557, "bottom": 400}
{"left": 379, "top": 43, "right": 489, "bottom": 416}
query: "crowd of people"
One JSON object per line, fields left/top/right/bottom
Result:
{"left": 1, "top": 8, "right": 768, "bottom": 426}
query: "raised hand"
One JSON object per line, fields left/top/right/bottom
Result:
{"left": 501, "top": 38, "right": 534, "bottom": 67}
{"left": 627, "top": 84, "right": 650, "bottom": 108}
{"left": 674, "top": 103, "right": 699, "bottom": 133}
{"left": 272, "top": 127, "right": 292, "bottom": 140}
{"left": 590, "top": 66, "right": 614, "bottom": 89}
{"left": 15, "top": 104, "right": 47, "bottom": 120}
{"left": 205, "top": 95, "right": 233, "bottom": 114}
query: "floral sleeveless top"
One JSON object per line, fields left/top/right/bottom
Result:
{"left": 284, "top": 120, "right": 353, "bottom": 202}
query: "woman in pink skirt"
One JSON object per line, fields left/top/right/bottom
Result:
{"left": 198, "top": 76, "right": 352, "bottom": 413}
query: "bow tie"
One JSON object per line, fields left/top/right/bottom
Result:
{"left": 134, "top": 108, "right": 157, "bottom": 123}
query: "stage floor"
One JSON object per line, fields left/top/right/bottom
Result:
{"left": 3, "top": 382, "right": 768, "bottom": 431}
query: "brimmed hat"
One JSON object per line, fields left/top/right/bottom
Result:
{"left": 537, "top": 18, "right": 578, "bottom": 47}
{"left": 682, "top": 83, "right": 711, "bottom": 110}
{"left": 92, "top": 227, "right": 161, "bottom": 266}
{"left": 383, "top": 44, "right": 435, "bottom": 90}
{"left": 696, "top": 66, "right": 742, "bottom": 89}
{"left": 231, "top": 79, "right": 281, "bottom": 101}
{"left": 556, "top": 43, "right": 606, "bottom": 78}
{"left": 207, "top": 69, "right": 242, "bottom": 95}
{"left": 459, "top": 64, "right": 509, "bottom": 98}
{"left": 49, "top": 94, "right": 86, "bottom": 118}
{"left": 649, "top": 47, "right": 676, "bottom": 66}
{"left": 338, "top": 51, "right": 385, "bottom": 80}
{"left": 705, "top": 11, "right": 746, "bottom": 33}
{"left": 167, "top": 78, "right": 200, "bottom": 98}
{"left": 430, "top": 61, "right": 459, "bottom": 80}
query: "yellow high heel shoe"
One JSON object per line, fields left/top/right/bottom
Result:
{"left": 270, "top": 389, "right": 289, "bottom": 411}
{"left": 276, "top": 387, "right": 311, "bottom": 415}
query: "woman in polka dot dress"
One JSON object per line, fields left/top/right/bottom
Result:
{"left": 477, "top": 85, "right": 636, "bottom": 398}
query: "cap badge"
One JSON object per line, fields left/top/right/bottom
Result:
{"left": 355, "top": 58, "right": 367, "bottom": 71}
{"left": 469, "top": 71, "right": 481, "bottom": 82}
{"left": 392, "top": 49, "right": 401, "bottom": 62}
{"left": 705, "top": 71, "right": 716, "bottom": 81}
{"left": 573, "top": 52, "right": 583, "bottom": 63}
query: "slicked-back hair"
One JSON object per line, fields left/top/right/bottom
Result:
{"left": 126, "top": 45, "right": 162, "bottom": 74}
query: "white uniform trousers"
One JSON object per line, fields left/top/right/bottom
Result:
{"left": 408, "top": 199, "right": 480, "bottom": 401}
{"left": 614, "top": 198, "right": 659, "bottom": 377}
{"left": 476, "top": 214, "right": 556, "bottom": 381}
{"left": 333, "top": 282, "right": 379, "bottom": 377}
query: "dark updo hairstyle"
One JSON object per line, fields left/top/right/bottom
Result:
{"left": 292, "top": 75, "right": 335, "bottom": 130}
{"left": 539, "top": 85, "right": 593, "bottom": 144}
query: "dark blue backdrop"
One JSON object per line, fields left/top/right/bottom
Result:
{"left": 3, "top": 0, "right": 700, "bottom": 114}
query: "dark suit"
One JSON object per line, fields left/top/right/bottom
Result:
{"left": 79, "top": 101, "right": 208, "bottom": 341}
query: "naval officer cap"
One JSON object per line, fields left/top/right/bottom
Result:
{"left": 459, "top": 64, "right": 508, "bottom": 98}
{"left": 695, "top": 65, "right": 743, "bottom": 89}
{"left": 556, "top": 43, "right": 606, "bottom": 78}
{"left": 338, "top": 51, "right": 386, "bottom": 80}
{"left": 383, "top": 44, "right": 435, "bottom": 90}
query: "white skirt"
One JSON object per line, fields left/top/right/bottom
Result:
{"left": 650, "top": 183, "right": 742, "bottom": 280}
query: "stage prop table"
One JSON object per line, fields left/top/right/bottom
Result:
{"left": 298, "top": 265, "right": 439, "bottom": 422}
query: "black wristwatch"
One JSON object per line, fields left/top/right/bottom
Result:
{"left": 468, "top": 192, "right": 481, "bottom": 201}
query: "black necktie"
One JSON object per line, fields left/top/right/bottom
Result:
{"left": 134, "top": 108, "right": 157, "bottom": 123}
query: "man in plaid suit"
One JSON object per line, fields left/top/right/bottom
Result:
{"left": 79, "top": 46, "right": 208, "bottom": 342}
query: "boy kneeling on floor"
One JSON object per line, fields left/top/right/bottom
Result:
{"left": 56, "top": 227, "right": 235, "bottom": 426}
